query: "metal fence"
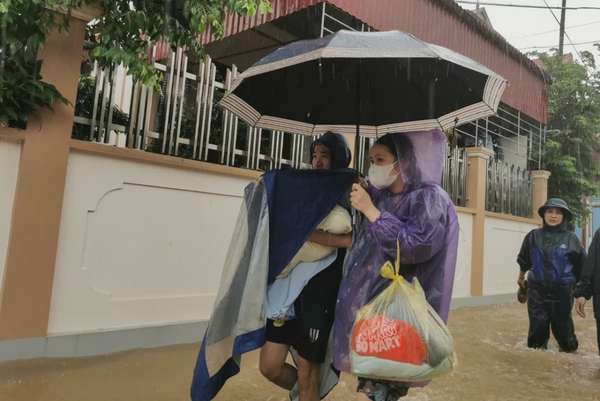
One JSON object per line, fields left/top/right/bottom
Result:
{"left": 443, "top": 146, "right": 468, "bottom": 207}
{"left": 73, "top": 52, "right": 314, "bottom": 170}
{"left": 454, "top": 104, "right": 545, "bottom": 171}
{"left": 486, "top": 158, "right": 533, "bottom": 217}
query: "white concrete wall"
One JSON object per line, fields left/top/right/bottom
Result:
{"left": 48, "top": 151, "right": 253, "bottom": 335}
{"left": 452, "top": 212, "right": 473, "bottom": 299}
{"left": 482, "top": 216, "right": 538, "bottom": 296}
{"left": 0, "top": 141, "right": 21, "bottom": 290}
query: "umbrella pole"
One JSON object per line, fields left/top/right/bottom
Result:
{"left": 354, "top": 124, "right": 360, "bottom": 170}
{"left": 354, "top": 60, "right": 361, "bottom": 171}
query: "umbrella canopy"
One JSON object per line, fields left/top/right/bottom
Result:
{"left": 220, "top": 30, "right": 507, "bottom": 137}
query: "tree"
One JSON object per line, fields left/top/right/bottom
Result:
{"left": 532, "top": 50, "right": 600, "bottom": 220}
{"left": 0, "top": 0, "right": 271, "bottom": 126}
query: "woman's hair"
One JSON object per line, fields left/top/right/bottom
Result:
{"left": 374, "top": 134, "right": 421, "bottom": 187}
{"left": 373, "top": 134, "right": 399, "bottom": 159}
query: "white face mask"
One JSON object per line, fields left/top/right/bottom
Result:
{"left": 367, "top": 162, "right": 399, "bottom": 189}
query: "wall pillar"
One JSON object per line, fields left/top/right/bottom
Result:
{"left": 465, "top": 147, "right": 494, "bottom": 296}
{"left": 0, "top": 16, "right": 88, "bottom": 339}
{"left": 531, "top": 170, "right": 551, "bottom": 222}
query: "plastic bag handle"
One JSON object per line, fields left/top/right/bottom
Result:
{"left": 380, "top": 240, "right": 402, "bottom": 281}
{"left": 395, "top": 240, "right": 401, "bottom": 276}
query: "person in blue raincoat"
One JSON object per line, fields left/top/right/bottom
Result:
{"left": 517, "top": 198, "right": 585, "bottom": 352}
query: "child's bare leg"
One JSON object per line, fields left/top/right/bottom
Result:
{"left": 296, "top": 354, "right": 320, "bottom": 401}
{"left": 259, "top": 342, "right": 297, "bottom": 390}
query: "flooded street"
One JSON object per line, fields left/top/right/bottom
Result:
{"left": 2, "top": 302, "right": 600, "bottom": 401}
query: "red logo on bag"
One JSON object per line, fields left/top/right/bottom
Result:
{"left": 351, "top": 315, "right": 427, "bottom": 365}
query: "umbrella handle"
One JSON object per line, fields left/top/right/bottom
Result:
{"left": 354, "top": 60, "right": 362, "bottom": 170}
{"left": 357, "top": 176, "right": 369, "bottom": 188}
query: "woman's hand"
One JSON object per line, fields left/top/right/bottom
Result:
{"left": 517, "top": 271, "right": 526, "bottom": 289}
{"left": 575, "top": 297, "right": 587, "bottom": 318}
{"left": 350, "top": 183, "right": 381, "bottom": 222}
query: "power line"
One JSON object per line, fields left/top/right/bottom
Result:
{"left": 509, "top": 20, "right": 600, "bottom": 40}
{"left": 456, "top": 1, "right": 600, "bottom": 10}
{"left": 520, "top": 39, "right": 600, "bottom": 50}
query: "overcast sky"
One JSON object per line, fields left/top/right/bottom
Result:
{"left": 459, "top": 0, "right": 600, "bottom": 64}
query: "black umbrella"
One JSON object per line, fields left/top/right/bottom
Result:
{"left": 220, "top": 29, "right": 506, "bottom": 144}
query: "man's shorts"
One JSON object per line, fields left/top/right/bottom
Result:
{"left": 265, "top": 315, "right": 332, "bottom": 363}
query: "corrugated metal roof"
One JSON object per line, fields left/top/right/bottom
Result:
{"left": 201, "top": 0, "right": 323, "bottom": 44}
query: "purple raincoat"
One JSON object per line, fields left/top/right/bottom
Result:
{"left": 332, "top": 129, "right": 459, "bottom": 374}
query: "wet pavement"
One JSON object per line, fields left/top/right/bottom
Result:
{"left": 1, "top": 302, "right": 600, "bottom": 401}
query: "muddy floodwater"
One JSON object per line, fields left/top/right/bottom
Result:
{"left": 2, "top": 302, "right": 600, "bottom": 401}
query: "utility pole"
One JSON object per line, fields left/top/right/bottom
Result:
{"left": 558, "top": 0, "right": 567, "bottom": 56}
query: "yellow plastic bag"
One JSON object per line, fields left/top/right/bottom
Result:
{"left": 350, "top": 241, "right": 456, "bottom": 382}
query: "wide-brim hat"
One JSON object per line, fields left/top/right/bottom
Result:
{"left": 538, "top": 198, "right": 573, "bottom": 221}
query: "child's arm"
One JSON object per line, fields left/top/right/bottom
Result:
{"left": 308, "top": 230, "right": 352, "bottom": 248}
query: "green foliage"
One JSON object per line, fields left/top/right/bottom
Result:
{"left": 0, "top": 0, "right": 79, "bottom": 126}
{"left": 0, "top": 0, "right": 271, "bottom": 127}
{"left": 531, "top": 51, "right": 600, "bottom": 220}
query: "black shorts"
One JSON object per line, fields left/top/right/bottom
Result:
{"left": 265, "top": 315, "right": 332, "bottom": 363}
{"left": 264, "top": 250, "right": 345, "bottom": 363}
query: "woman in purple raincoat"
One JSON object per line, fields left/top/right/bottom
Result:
{"left": 333, "top": 130, "right": 459, "bottom": 401}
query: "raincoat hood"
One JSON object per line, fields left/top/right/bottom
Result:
{"left": 371, "top": 130, "right": 446, "bottom": 190}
